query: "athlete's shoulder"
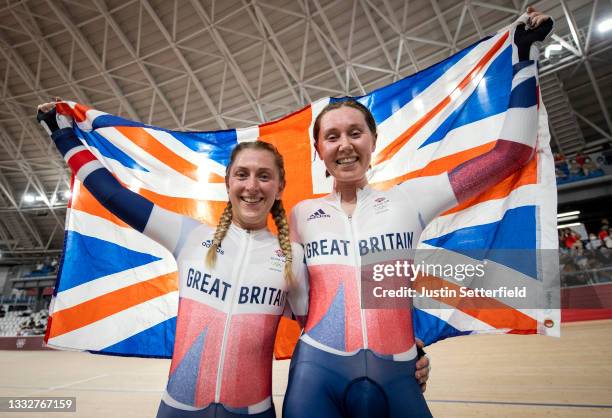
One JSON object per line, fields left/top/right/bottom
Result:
{"left": 292, "top": 196, "right": 332, "bottom": 222}
{"left": 183, "top": 218, "right": 215, "bottom": 238}
{"left": 292, "top": 197, "right": 324, "bottom": 214}
{"left": 293, "top": 196, "right": 327, "bottom": 209}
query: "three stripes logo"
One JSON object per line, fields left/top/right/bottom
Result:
{"left": 307, "top": 208, "right": 331, "bottom": 221}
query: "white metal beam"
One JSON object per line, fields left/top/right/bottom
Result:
{"left": 466, "top": 1, "right": 485, "bottom": 39}
{"left": 92, "top": 0, "right": 183, "bottom": 128}
{"left": 574, "top": 110, "right": 612, "bottom": 142}
{"left": 45, "top": 0, "right": 141, "bottom": 120}
{"left": 583, "top": 60, "right": 612, "bottom": 135}
{"left": 246, "top": 0, "right": 309, "bottom": 104}
{"left": 140, "top": 0, "right": 228, "bottom": 129}
{"left": 189, "top": 0, "right": 266, "bottom": 122}
{"left": 12, "top": 4, "right": 91, "bottom": 105}
{"left": 584, "top": 0, "right": 598, "bottom": 55}
{"left": 560, "top": 0, "right": 583, "bottom": 57}
{"left": 430, "top": 0, "right": 454, "bottom": 47}
{"left": 312, "top": 0, "right": 365, "bottom": 94}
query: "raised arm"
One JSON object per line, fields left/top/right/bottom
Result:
{"left": 38, "top": 104, "right": 199, "bottom": 256}
{"left": 449, "top": 11, "right": 553, "bottom": 204}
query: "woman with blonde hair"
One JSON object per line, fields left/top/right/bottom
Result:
{"left": 37, "top": 102, "right": 307, "bottom": 418}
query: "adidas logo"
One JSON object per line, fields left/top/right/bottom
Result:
{"left": 307, "top": 208, "right": 331, "bottom": 220}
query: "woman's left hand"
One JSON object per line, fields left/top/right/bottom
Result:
{"left": 415, "top": 338, "right": 430, "bottom": 393}
{"left": 525, "top": 6, "right": 550, "bottom": 29}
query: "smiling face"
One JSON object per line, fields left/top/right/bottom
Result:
{"left": 315, "top": 106, "right": 377, "bottom": 189}
{"left": 225, "top": 148, "right": 284, "bottom": 230}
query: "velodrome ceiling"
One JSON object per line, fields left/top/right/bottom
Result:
{"left": 0, "top": 0, "right": 611, "bottom": 263}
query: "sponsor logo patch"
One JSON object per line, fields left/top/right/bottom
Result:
{"left": 307, "top": 208, "right": 331, "bottom": 220}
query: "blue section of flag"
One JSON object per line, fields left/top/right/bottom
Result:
{"left": 100, "top": 317, "right": 176, "bottom": 358}
{"left": 423, "top": 206, "right": 537, "bottom": 278}
{"left": 512, "top": 60, "right": 533, "bottom": 75}
{"left": 419, "top": 46, "right": 512, "bottom": 149}
{"left": 348, "top": 38, "right": 487, "bottom": 126}
{"left": 412, "top": 308, "right": 470, "bottom": 346}
{"left": 75, "top": 125, "right": 149, "bottom": 172}
{"left": 58, "top": 231, "right": 161, "bottom": 292}
{"left": 169, "top": 130, "right": 237, "bottom": 167}
{"left": 509, "top": 76, "right": 537, "bottom": 108}
{"left": 92, "top": 114, "right": 149, "bottom": 130}
{"left": 92, "top": 115, "right": 237, "bottom": 167}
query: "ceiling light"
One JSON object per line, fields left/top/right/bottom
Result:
{"left": 557, "top": 222, "right": 581, "bottom": 229}
{"left": 23, "top": 194, "right": 35, "bottom": 203}
{"left": 557, "top": 215, "right": 578, "bottom": 221}
{"left": 597, "top": 18, "right": 612, "bottom": 33}
{"left": 557, "top": 210, "right": 580, "bottom": 218}
{"left": 544, "top": 44, "right": 562, "bottom": 59}
{"left": 63, "top": 190, "right": 72, "bottom": 199}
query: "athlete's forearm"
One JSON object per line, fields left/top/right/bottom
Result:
{"left": 51, "top": 127, "right": 154, "bottom": 232}
{"left": 449, "top": 59, "right": 538, "bottom": 203}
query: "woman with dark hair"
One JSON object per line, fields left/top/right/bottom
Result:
{"left": 283, "top": 8, "right": 553, "bottom": 418}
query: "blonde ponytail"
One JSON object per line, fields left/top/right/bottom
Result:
{"left": 271, "top": 200, "right": 294, "bottom": 285}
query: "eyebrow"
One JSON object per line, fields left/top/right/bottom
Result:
{"left": 232, "top": 165, "right": 274, "bottom": 173}
{"left": 323, "top": 123, "right": 364, "bottom": 135}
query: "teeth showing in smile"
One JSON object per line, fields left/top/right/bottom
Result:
{"left": 337, "top": 157, "right": 358, "bottom": 164}
{"left": 241, "top": 196, "right": 262, "bottom": 203}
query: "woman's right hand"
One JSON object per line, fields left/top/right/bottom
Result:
{"left": 36, "top": 99, "right": 70, "bottom": 135}
{"left": 37, "top": 101, "right": 57, "bottom": 114}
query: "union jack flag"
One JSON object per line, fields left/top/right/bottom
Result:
{"left": 45, "top": 26, "right": 559, "bottom": 358}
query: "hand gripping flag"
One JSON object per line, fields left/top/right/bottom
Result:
{"left": 45, "top": 26, "right": 559, "bottom": 358}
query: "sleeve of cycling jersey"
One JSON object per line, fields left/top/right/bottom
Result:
{"left": 287, "top": 243, "right": 309, "bottom": 327}
{"left": 448, "top": 61, "right": 538, "bottom": 204}
{"left": 48, "top": 122, "right": 198, "bottom": 257}
{"left": 397, "top": 62, "right": 538, "bottom": 226}
{"left": 396, "top": 173, "right": 458, "bottom": 228}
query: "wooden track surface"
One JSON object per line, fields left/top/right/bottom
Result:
{"left": 1, "top": 320, "right": 611, "bottom": 417}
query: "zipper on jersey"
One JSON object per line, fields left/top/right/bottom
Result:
{"left": 346, "top": 213, "right": 368, "bottom": 349}
{"left": 214, "top": 228, "right": 252, "bottom": 403}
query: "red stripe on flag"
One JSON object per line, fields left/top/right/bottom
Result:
{"left": 259, "top": 105, "right": 315, "bottom": 220}
{"left": 208, "top": 172, "right": 225, "bottom": 183}
{"left": 56, "top": 102, "right": 90, "bottom": 122}
{"left": 72, "top": 182, "right": 130, "bottom": 228}
{"left": 115, "top": 126, "right": 200, "bottom": 182}
{"left": 414, "top": 274, "right": 537, "bottom": 330}
{"left": 67, "top": 149, "right": 98, "bottom": 174}
{"left": 372, "top": 31, "right": 510, "bottom": 166}
{"left": 139, "top": 188, "right": 228, "bottom": 226}
{"left": 47, "top": 272, "right": 178, "bottom": 339}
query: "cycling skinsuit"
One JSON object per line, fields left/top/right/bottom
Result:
{"left": 285, "top": 175, "right": 454, "bottom": 418}
{"left": 47, "top": 125, "right": 308, "bottom": 418}
{"left": 283, "top": 58, "right": 540, "bottom": 418}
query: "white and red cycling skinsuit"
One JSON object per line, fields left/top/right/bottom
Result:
{"left": 283, "top": 45, "right": 543, "bottom": 417}
{"left": 292, "top": 173, "right": 455, "bottom": 359}
{"left": 42, "top": 116, "right": 308, "bottom": 418}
